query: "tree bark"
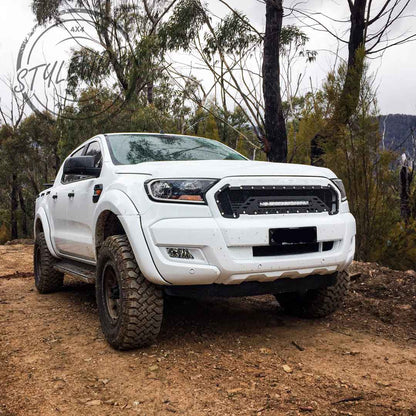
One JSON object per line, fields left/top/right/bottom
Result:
{"left": 147, "top": 82, "right": 154, "bottom": 105}
{"left": 311, "top": 0, "right": 367, "bottom": 165}
{"left": 400, "top": 164, "right": 412, "bottom": 223}
{"left": 10, "top": 174, "right": 18, "bottom": 240}
{"left": 263, "top": 0, "right": 287, "bottom": 163}
{"left": 54, "top": 144, "right": 60, "bottom": 176}
{"left": 336, "top": 0, "right": 367, "bottom": 124}
{"left": 18, "top": 187, "right": 28, "bottom": 237}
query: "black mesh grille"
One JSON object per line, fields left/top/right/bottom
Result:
{"left": 215, "top": 185, "right": 338, "bottom": 218}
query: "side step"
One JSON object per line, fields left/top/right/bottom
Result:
{"left": 54, "top": 260, "right": 96, "bottom": 284}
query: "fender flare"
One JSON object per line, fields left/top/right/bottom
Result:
{"left": 34, "top": 208, "right": 59, "bottom": 258}
{"left": 93, "top": 189, "right": 167, "bottom": 285}
{"left": 93, "top": 188, "right": 140, "bottom": 222}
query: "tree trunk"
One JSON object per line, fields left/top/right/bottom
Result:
{"left": 263, "top": 0, "right": 287, "bottom": 163}
{"left": 335, "top": 0, "right": 367, "bottom": 124}
{"left": 54, "top": 144, "right": 61, "bottom": 176}
{"left": 311, "top": 0, "right": 367, "bottom": 165}
{"left": 400, "top": 164, "right": 412, "bottom": 223}
{"left": 10, "top": 174, "right": 18, "bottom": 240}
{"left": 147, "top": 82, "right": 154, "bottom": 105}
{"left": 18, "top": 187, "right": 28, "bottom": 237}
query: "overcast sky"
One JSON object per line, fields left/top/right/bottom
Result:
{"left": 1, "top": 0, "right": 415, "bottom": 117}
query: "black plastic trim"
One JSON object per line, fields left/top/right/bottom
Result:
{"left": 163, "top": 273, "right": 338, "bottom": 298}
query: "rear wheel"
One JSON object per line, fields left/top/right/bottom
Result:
{"left": 34, "top": 232, "right": 64, "bottom": 293}
{"left": 96, "top": 235, "right": 163, "bottom": 349}
{"left": 275, "top": 271, "right": 349, "bottom": 318}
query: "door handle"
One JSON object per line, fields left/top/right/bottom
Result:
{"left": 68, "top": 192, "right": 75, "bottom": 198}
{"left": 52, "top": 194, "right": 58, "bottom": 200}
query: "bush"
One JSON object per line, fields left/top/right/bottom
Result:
{"left": 0, "top": 223, "right": 10, "bottom": 244}
{"left": 377, "top": 221, "right": 416, "bottom": 270}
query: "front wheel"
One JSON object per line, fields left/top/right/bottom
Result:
{"left": 96, "top": 235, "right": 163, "bottom": 349}
{"left": 275, "top": 271, "right": 349, "bottom": 318}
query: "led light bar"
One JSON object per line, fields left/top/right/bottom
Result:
{"left": 259, "top": 200, "right": 310, "bottom": 207}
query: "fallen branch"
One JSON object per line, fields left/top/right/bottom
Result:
{"left": 291, "top": 341, "right": 305, "bottom": 351}
{"left": 332, "top": 396, "right": 364, "bottom": 404}
{"left": 349, "top": 272, "right": 362, "bottom": 281}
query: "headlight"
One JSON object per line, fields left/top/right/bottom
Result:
{"left": 331, "top": 178, "right": 347, "bottom": 201}
{"left": 146, "top": 179, "right": 217, "bottom": 204}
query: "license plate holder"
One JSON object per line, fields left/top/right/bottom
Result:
{"left": 269, "top": 227, "right": 317, "bottom": 246}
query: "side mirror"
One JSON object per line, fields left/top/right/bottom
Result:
{"left": 63, "top": 156, "right": 101, "bottom": 177}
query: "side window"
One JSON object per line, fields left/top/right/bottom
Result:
{"left": 85, "top": 141, "right": 103, "bottom": 168}
{"left": 62, "top": 146, "right": 87, "bottom": 184}
{"left": 71, "top": 147, "right": 85, "bottom": 158}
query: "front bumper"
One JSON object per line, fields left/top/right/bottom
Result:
{"left": 144, "top": 212, "right": 355, "bottom": 285}
{"left": 128, "top": 175, "right": 356, "bottom": 286}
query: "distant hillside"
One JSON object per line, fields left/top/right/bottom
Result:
{"left": 378, "top": 114, "right": 416, "bottom": 154}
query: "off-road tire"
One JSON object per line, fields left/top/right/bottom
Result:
{"left": 275, "top": 271, "right": 349, "bottom": 318}
{"left": 34, "top": 232, "right": 64, "bottom": 293}
{"left": 96, "top": 235, "right": 163, "bottom": 350}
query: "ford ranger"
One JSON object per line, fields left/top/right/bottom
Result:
{"left": 34, "top": 133, "right": 356, "bottom": 349}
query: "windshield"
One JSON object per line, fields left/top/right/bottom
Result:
{"left": 105, "top": 134, "right": 246, "bottom": 165}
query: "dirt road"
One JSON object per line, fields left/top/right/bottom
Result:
{"left": 1, "top": 244, "right": 416, "bottom": 415}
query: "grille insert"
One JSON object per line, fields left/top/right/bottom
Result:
{"left": 215, "top": 185, "right": 338, "bottom": 218}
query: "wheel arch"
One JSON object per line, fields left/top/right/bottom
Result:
{"left": 93, "top": 189, "right": 138, "bottom": 252}
{"left": 34, "top": 208, "right": 58, "bottom": 257}
{"left": 95, "top": 210, "right": 126, "bottom": 252}
{"left": 92, "top": 190, "right": 166, "bottom": 285}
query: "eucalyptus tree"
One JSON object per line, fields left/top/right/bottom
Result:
{"left": 161, "top": 0, "right": 314, "bottom": 162}
{"left": 289, "top": 0, "right": 416, "bottom": 163}
{"left": 262, "top": 0, "right": 286, "bottom": 162}
{"left": 32, "top": 0, "right": 179, "bottom": 107}
{"left": 0, "top": 78, "right": 29, "bottom": 239}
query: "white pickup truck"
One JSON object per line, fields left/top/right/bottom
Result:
{"left": 34, "top": 133, "right": 356, "bottom": 349}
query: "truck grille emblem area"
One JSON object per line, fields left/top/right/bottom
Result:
{"left": 215, "top": 185, "right": 338, "bottom": 218}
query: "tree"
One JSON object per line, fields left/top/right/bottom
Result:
{"left": 33, "top": 0, "right": 179, "bottom": 110}
{"left": 399, "top": 154, "right": 413, "bottom": 222}
{"left": 162, "top": 0, "right": 315, "bottom": 162}
{"left": 295, "top": 64, "right": 398, "bottom": 260}
{"left": 290, "top": 1, "right": 416, "bottom": 163}
{"left": 262, "top": 0, "right": 287, "bottom": 162}
{"left": 0, "top": 78, "right": 29, "bottom": 239}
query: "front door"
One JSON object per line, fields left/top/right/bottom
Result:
{"left": 61, "top": 140, "right": 103, "bottom": 261}
{"left": 64, "top": 178, "right": 98, "bottom": 260}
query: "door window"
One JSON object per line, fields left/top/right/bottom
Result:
{"left": 62, "top": 146, "right": 85, "bottom": 184}
{"left": 85, "top": 141, "right": 103, "bottom": 168}
{"left": 61, "top": 141, "right": 103, "bottom": 184}
{"left": 71, "top": 146, "right": 85, "bottom": 157}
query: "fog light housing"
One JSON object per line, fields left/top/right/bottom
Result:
{"left": 166, "top": 248, "right": 194, "bottom": 259}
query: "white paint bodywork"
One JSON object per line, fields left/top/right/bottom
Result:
{"left": 35, "top": 133, "right": 356, "bottom": 286}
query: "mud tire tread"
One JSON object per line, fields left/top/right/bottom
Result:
{"left": 96, "top": 235, "right": 163, "bottom": 350}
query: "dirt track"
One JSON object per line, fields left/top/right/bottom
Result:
{"left": 1, "top": 244, "right": 416, "bottom": 416}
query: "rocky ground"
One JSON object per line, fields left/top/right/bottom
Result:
{"left": 1, "top": 244, "right": 416, "bottom": 415}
